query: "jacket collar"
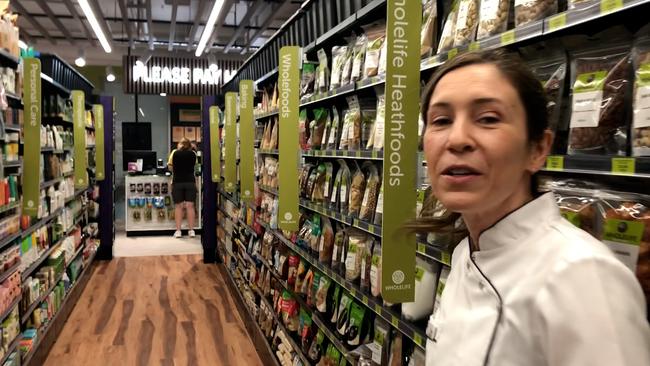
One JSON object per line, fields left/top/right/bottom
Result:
{"left": 474, "top": 192, "right": 560, "bottom": 252}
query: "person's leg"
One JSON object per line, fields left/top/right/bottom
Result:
{"left": 175, "top": 203, "right": 184, "bottom": 230}
{"left": 186, "top": 202, "right": 195, "bottom": 229}
{"left": 186, "top": 183, "right": 197, "bottom": 237}
{"left": 172, "top": 183, "right": 183, "bottom": 237}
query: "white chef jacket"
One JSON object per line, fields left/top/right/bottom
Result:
{"left": 426, "top": 192, "right": 650, "bottom": 366}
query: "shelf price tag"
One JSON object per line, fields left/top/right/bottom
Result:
{"left": 500, "top": 30, "right": 516, "bottom": 46}
{"left": 441, "top": 252, "right": 451, "bottom": 266}
{"left": 548, "top": 13, "right": 567, "bottom": 31}
{"left": 375, "top": 304, "right": 383, "bottom": 315}
{"left": 240, "top": 80, "right": 255, "bottom": 203}
{"left": 417, "top": 243, "right": 425, "bottom": 254}
{"left": 447, "top": 48, "right": 458, "bottom": 60}
{"left": 382, "top": 0, "right": 420, "bottom": 303}
{"left": 601, "top": 0, "right": 623, "bottom": 13}
{"left": 391, "top": 316, "right": 400, "bottom": 328}
{"left": 362, "top": 295, "right": 368, "bottom": 304}
{"left": 546, "top": 156, "right": 564, "bottom": 171}
{"left": 224, "top": 92, "right": 237, "bottom": 193}
{"left": 278, "top": 46, "right": 301, "bottom": 231}
{"left": 93, "top": 104, "right": 105, "bottom": 181}
{"left": 414, "top": 333, "right": 423, "bottom": 347}
{"left": 611, "top": 158, "right": 635, "bottom": 175}
{"left": 72, "top": 90, "right": 88, "bottom": 189}
{"left": 23, "top": 58, "right": 41, "bottom": 217}
{"left": 209, "top": 106, "right": 222, "bottom": 182}
{"left": 469, "top": 42, "right": 481, "bottom": 52}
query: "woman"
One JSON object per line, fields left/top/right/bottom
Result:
{"left": 419, "top": 50, "right": 650, "bottom": 365}
{"left": 169, "top": 138, "right": 197, "bottom": 238}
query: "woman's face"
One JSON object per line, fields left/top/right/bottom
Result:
{"left": 423, "top": 64, "right": 549, "bottom": 216}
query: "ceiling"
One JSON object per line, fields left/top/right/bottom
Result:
{"left": 11, "top": 0, "right": 302, "bottom": 66}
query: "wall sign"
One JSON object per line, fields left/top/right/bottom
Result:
{"left": 93, "top": 104, "right": 105, "bottom": 181}
{"left": 123, "top": 56, "right": 242, "bottom": 95}
{"left": 278, "top": 46, "right": 301, "bottom": 231}
{"left": 73, "top": 90, "right": 88, "bottom": 189}
{"left": 209, "top": 106, "right": 222, "bottom": 182}
{"left": 382, "top": 0, "right": 421, "bottom": 303}
{"left": 23, "top": 58, "right": 41, "bottom": 217}
{"left": 224, "top": 92, "right": 237, "bottom": 193}
{"left": 239, "top": 80, "right": 255, "bottom": 202}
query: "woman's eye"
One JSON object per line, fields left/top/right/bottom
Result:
{"left": 477, "top": 115, "right": 500, "bottom": 124}
{"left": 428, "top": 117, "right": 451, "bottom": 126}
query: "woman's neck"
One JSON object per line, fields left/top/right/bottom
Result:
{"left": 463, "top": 184, "right": 534, "bottom": 251}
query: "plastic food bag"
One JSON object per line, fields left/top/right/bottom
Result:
{"left": 338, "top": 160, "right": 352, "bottom": 215}
{"left": 317, "top": 49, "right": 330, "bottom": 94}
{"left": 299, "top": 109, "right": 310, "bottom": 150}
{"left": 327, "top": 107, "right": 341, "bottom": 150}
{"left": 311, "top": 108, "right": 328, "bottom": 150}
{"left": 331, "top": 224, "right": 347, "bottom": 272}
{"left": 476, "top": 0, "right": 510, "bottom": 40}
{"left": 360, "top": 163, "right": 381, "bottom": 222}
{"left": 453, "top": 0, "right": 479, "bottom": 47}
{"left": 632, "top": 37, "right": 650, "bottom": 156}
{"left": 363, "top": 24, "right": 386, "bottom": 78}
{"left": 301, "top": 62, "right": 316, "bottom": 97}
{"left": 362, "top": 108, "right": 377, "bottom": 150}
{"left": 341, "top": 42, "right": 354, "bottom": 86}
{"left": 319, "top": 217, "right": 334, "bottom": 265}
{"left": 530, "top": 57, "right": 567, "bottom": 132}
{"left": 352, "top": 35, "right": 368, "bottom": 83}
{"left": 438, "top": 0, "right": 459, "bottom": 52}
{"left": 370, "top": 242, "right": 382, "bottom": 297}
{"left": 345, "top": 96, "right": 362, "bottom": 151}
{"left": 331, "top": 45, "right": 349, "bottom": 90}
{"left": 360, "top": 238, "right": 374, "bottom": 291}
{"left": 402, "top": 258, "right": 440, "bottom": 321}
{"left": 568, "top": 47, "right": 632, "bottom": 155}
{"left": 421, "top": 0, "right": 438, "bottom": 56}
{"left": 349, "top": 163, "right": 367, "bottom": 217}
{"left": 345, "top": 230, "right": 367, "bottom": 282}
{"left": 553, "top": 187, "right": 599, "bottom": 237}
{"left": 515, "top": 0, "right": 558, "bottom": 27}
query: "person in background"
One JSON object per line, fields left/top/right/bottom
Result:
{"left": 415, "top": 50, "right": 650, "bottom": 365}
{"left": 169, "top": 138, "right": 197, "bottom": 238}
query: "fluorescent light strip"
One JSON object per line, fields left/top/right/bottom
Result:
{"left": 78, "top": 0, "right": 112, "bottom": 53}
{"left": 195, "top": 0, "right": 225, "bottom": 57}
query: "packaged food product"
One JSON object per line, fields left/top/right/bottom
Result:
{"left": 300, "top": 164, "right": 316, "bottom": 197}
{"left": 312, "top": 164, "right": 328, "bottom": 203}
{"left": 330, "top": 167, "right": 343, "bottom": 209}
{"left": 554, "top": 188, "right": 598, "bottom": 236}
{"left": 349, "top": 163, "right": 367, "bottom": 217}
{"left": 339, "top": 109, "right": 351, "bottom": 150}
{"left": 287, "top": 254, "right": 300, "bottom": 286}
{"left": 327, "top": 107, "right": 342, "bottom": 150}
{"left": 402, "top": 257, "right": 441, "bottom": 321}
{"left": 310, "top": 108, "right": 328, "bottom": 150}
{"left": 323, "top": 162, "right": 335, "bottom": 203}
{"left": 341, "top": 42, "right": 354, "bottom": 86}
{"left": 345, "top": 301, "right": 368, "bottom": 346}
{"left": 299, "top": 109, "right": 310, "bottom": 150}
{"left": 360, "top": 163, "right": 381, "bottom": 222}
{"left": 361, "top": 108, "right": 377, "bottom": 150}
{"left": 363, "top": 24, "right": 386, "bottom": 78}
{"left": 476, "top": 0, "right": 510, "bottom": 40}
{"left": 270, "top": 118, "right": 279, "bottom": 149}
{"left": 308, "top": 271, "right": 321, "bottom": 307}
{"left": 453, "top": 0, "right": 479, "bottom": 47}
{"left": 345, "top": 96, "right": 362, "bottom": 150}
{"left": 331, "top": 224, "right": 347, "bottom": 272}
{"left": 352, "top": 35, "right": 368, "bottom": 82}
{"left": 308, "top": 329, "right": 326, "bottom": 362}
{"left": 310, "top": 215, "right": 322, "bottom": 256}
{"left": 300, "top": 308, "right": 313, "bottom": 353}
{"left": 388, "top": 331, "right": 402, "bottom": 366}
{"left": 367, "top": 319, "right": 391, "bottom": 365}
{"left": 438, "top": 0, "right": 459, "bottom": 52}
{"left": 300, "top": 268, "right": 315, "bottom": 296}
{"left": 336, "top": 292, "right": 353, "bottom": 336}
{"left": 338, "top": 161, "right": 352, "bottom": 214}
{"left": 331, "top": 46, "right": 349, "bottom": 90}
{"left": 373, "top": 94, "right": 386, "bottom": 150}
{"left": 421, "top": 0, "right": 438, "bottom": 56}
{"left": 319, "top": 217, "right": 334, "bottom": 265}
{"left": 374, "top": 186, "right": 384, "bottom": 226}
{"left": 408, "top": 348, "right": 426, "bottom": 366}
{"left": 632, "top": 37, "right": 650, "bottom": 156}
{"left": 568, "top": 47, "right": 631, "bottom": 155}
{"left": 281, "top": 291, "right": 299, "bottom": 332}
{"left": 317, "top": 49, "right": 330, "bottom": 94}
{"left": 529, "top": 56, "right": 567, "bottom": 132}
{"left": 295, "top": 259, "right": 309, "bottom": 293}
{"left": 261, "top": 120, "right": 272, "bottom": 149}
{"left": 315, "top": 275, "right": 332, "bottom": 313}
{"left": 345, "top": 230, "right": 367, "bottom": 282}
{"left": 360, "top": 238, "right": 375, "bottom": 291}
{"left": 514, "top": 0, "right": 558, "bottom": 27}
{"left": 370, "top": 242, "right": 382, "bottom": 297}
{"left": 321, "top": 111, "right": 332, "bottom": 149}
{"left": 378, "top": 37, "right": 388, "bottom": 76}
{"left": 301, "top": 62, "right": 316, "bottom": 97}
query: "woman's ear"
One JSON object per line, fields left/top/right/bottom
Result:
{"left": 528, "top": 129, "right": 554, "bottom": 173}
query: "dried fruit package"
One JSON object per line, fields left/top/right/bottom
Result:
{"left": 438, "top": 0, "right": 459, "bottom": 53}
{"left": 362, "top": 23, "right": 386, "bottom": 78}
{"left": 372, "top": 94, "right": 386, "bottom": 150}
{"left": 421, "top": 0, "right": 438, "bottom": 56}
{"left": 632, "top": 36, "right": 650, "bottom": 156}
{"left": 349, "top": 163, "right": 367, "bottom": 217}
{"left": 321, "top": 110, "right": 332, "bottom": 149}
{"left": 339, "top": 160, "right": 352, "bottom": 215}
{"left": 515, "top": 0, "right": 558, "bottom": 27}
{"left": 319, "top": 217, "right": 334, "bottom": 265}
{"left": 330, "top": 167, "right": 343, "bottom": 210}
{"left": 310, "top": 108, "right": 328, "bottom": 150}
{"left": 530, "top": 56, "right": 567, "bottom": 132}
{"left": 453, "top": 0, "right": 479, "bottom": 47}
{"left": 360, "top": 238, "right": 375, "bottom": 291}
{"left": 345, "top": 230, "right": 367, "bottom": 282}
{"left": 568, "top": 47, "right": 632, "bottom": 155}
{"left": 315, "top": 275, "right": 332, "bottom": 313}
{"left": 345, "top": 96, "right": 362, "bottom": 151}
{"left": 360, "top": 163, "right": 381, "bottom": 222}
{"left": 312, "top": 164, "right": 328, "bottom": 203}
{"left": 331, "top": 224, "right": 347, "bottom": 272}
{"left": 476, "top": 0, "right": 510, "bottom": 40}
{"left": 330, "top": 45, "right": 349, "bottom": 90}
{"left": 323, "top": 162, "right": 335, "bottom": 203}
{"left": 270, "top": 118, "right": 279, "bottom": 149}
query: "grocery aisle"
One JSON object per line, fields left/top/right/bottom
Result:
{"left": 42, "top": 256, "right": 262, "bottom": 366}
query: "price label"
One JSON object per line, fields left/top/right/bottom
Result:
{"left": 469, "top": 42, "right": 481, "bottom": 52}
{"left": 447, "top": 48, "right": 458, "bottom": 60}
{"left": 391, "top": 316, "right": 399, "bottom": 328}
{"left": 362, "top": 295, "right": 368, "bottom": 304}
{"left": 601, "top": 0, "right": 623, "bottom": 13}
{"left": 375, "top": 304, "right": 382, "bottom": 314}
{"left": 369, "top": 225, "right": 376, "bottom": 234}
{"left": 372, "top": 151, "right": 378, "bottom": 159}
{"left": 441, "top": 252, "right": 452, "bottom": 266}
{"left": 356, "top": 151, "right": 362, "bottom": 158}
{"left": 611, "top": 158, "right": 635, "bottom": 175}
{"left": 350, "top": 288, "right": 357, "bottom": 297}
{"left": 500, "top": 30, "right": 516, "bottom": 46}
{"left": 414, "top": 333, "right": 424, "bottom": 347}
{"left": 546, "top": 156, "right": 564, "bottom": 171}
{"left": 354, "top": 219, "right": 360, "bottom": 227}
{"left": 548, "top": 13, "right": 567, "bottom": 31}
{"left": 417, "top": 243, "right": 425, "bottom": 254}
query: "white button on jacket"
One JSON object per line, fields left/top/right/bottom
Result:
{"left": 426, "top": 193, "right": 650, "bottom": 366}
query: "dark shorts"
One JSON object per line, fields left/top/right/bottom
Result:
{"left": 172, "top": 182, "right": 197, "bottom": 204}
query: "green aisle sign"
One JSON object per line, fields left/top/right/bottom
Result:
{"left": 382, "top": 0, "right": 421, "bottom": 303}
{"left": 72, "top": 90, "right": 88, "bottom": 188}
{"left": 209, "top": 106, "right": 221, "bottom": 182}
{"left": 22, "top": 58, "right": 41, "bottom": 217}
{"left": 224, "top": 92, "right": 237, "bottom": 193}
{"left": 239, "top": 80, "right": 255, "bottom": 202}
{"left": 93, "top": 104, "right": 105, "bottom": 181}
{"left": 278, "top": 46, "right": 301, "bottom": 231}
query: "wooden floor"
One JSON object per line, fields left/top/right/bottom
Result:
{"left": 44, "top": 255, "right": 263, "bottom": 366}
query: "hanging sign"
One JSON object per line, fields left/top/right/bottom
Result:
{"left": 93, "top": 104, "right": 105, "bottom": 181}
{"left": 22, "top": 58, "right": 41, "bottom": 217}
{"left": 239, "top": 80, "right": 255, "bottom": 202}
{"left": 72, "top": 90, "right": 88, "bottom": 189}
{"left": 224, "top": 92, "right": 237, "bottom": 193}
{"left": 278, "top": 46, "right": 301, "bottom": 231}
{"left": 382, "top": 0, "right": 421, "bottom": 303}
{"left": 209, "top": 106, "right": 222, "bottom": 182}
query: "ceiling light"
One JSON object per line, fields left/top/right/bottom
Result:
{"left": 75, "top": 49, "right": 86, "bottom": 67}
{"left": 78, "top": 0, "right": 112, "bottom": 53}
{"left": 139, "top": 108, "right": 145, "bottom": 117}
{"left": 18, "top": 40, "right": 27, "bottom": 50}
{"left": 106, "top": 66, "right": 116, "bottom": 82}
{"left": 195, "top": 0, "right": 225, "bottom": 57}
{"left": 160, "top": 92, "right": 167, "bottom": 97}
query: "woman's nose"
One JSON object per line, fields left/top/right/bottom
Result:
{"left": 446, "top": 118, "right": 475, "bottom": 153}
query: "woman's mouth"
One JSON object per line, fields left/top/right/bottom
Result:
{"left": 441, "top": 165, "right": 482, "bottom": 184}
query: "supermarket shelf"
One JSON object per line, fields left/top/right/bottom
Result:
{"left": 258, "top": 220, "right": 427, "bottom": 350}
{"left": 254, "top": 109, "right": 279, "bottom": 120}
{"left": 21, "top": 238, "right": 64, "bottom": 281}
{"left": 303, "top": 149, "right": 383, "bottom": 160}
{"left": 0, "top": 232, "right": 21, "bottom": 252}
{"left": 0, "top": 334, "right": 21, "bottom": 366}
{"left": 416, "top": 240, "right": 452, "bottom": 267}
{"left": 4, "top": 125, "right": 21, "bottom": 133}
{"left": 217, "top": 204, "right": 231, "bottom": 219}
{"left": 217, "top": 187, "right": 240, "bottom": 207}
{"left": 0, "top": 201, "right": 20, "bottom": 214}
{"left": 0, "top": 48, "right": 19, "bottom": 67}
{"left": 41, "top": 72, "right": 71, "bottom": 96}
{"left": 5, "top": 91, "right": 21, "bottom": 104}
{"left": 0, "top": 261, "right": 20, "bottom": 285}
{"left": 356, "top": 74, "right": 386, "bottom": 90}
{"left": 300, "top": 83, "right": 356, "bottom": 107}
{"left": 255, "top": 67, "right": 278, "bottom": 86}
{"left": 541, "top": 155, "right": 650, "bottom": 179}
{"left": 2, "top": 160, "right": 22, "bottom": 168}
{"left": 300, "top": 199, "right": 381, "bottom": 237}
{"left": 257, "top": 148, "right": 279, "bottom": 155}
{"left": 22, "top": 207, "right": 63, "bottom": 238}
{"left": 543, "top": 0, "right": 649, "bottom": 36}
{"left": 21, "top": 269, "right": 65, "bottom": 324}
{"left": 259, "top": 185, "right": 278, "bottom": 196}
{"left": 0, "top": 297, "right": 19, "bottom": 324}
{"left": 41, "top": 176, "right": 64, "bottom": 189}
{"left": 238, "top": 219, "right": 259, "bottom": 238}
{"left": 42, "top": 116, "right": 73, "bottom": 125}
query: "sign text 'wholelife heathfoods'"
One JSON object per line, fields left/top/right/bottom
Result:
{"left": 23, "top": 58, "right": 41, "bottom": 217}
{"left": 209, "top": 106, "right": 222, "bottom": 182}
{"left": 73, "top": 91, "right": 88, "bottom": 189}
{"left": 239, "top": 80, "right": 255, "bottom": 202}
{"left": 382, "top": 0, "right": 421, "bottom": 303}
{"left": 278, "top": 46, "right": 301, "bottom": 231}
{"left": 224, "top": 92, "right": 237, "bottom": 193}
{"left": 93, "top": 104, "right": 105, "bottom": 180}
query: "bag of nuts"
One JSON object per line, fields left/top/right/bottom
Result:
{"left": 632, "top": 36, "right": 650, "bottom": 157}
{"left": 515, "top": 0, "right": 558, "bottom": 27}
{"left": 453, "top": 0, "right": 479, "bottom": 47}
{"left": 476, "top": 0, "right": 510, "bottom": 40}
{"left": 529, "top": 56, "right": 568, "bottom": 132}
{"left": 568, "top": 47, "right": 632, "bottom": 155}
{"left": 438, "top": 0, "right": 460, "bottom": 53}
{"left": 421, "top": 0, "right": 438, "bottom": 57}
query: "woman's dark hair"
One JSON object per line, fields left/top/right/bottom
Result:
{"left": 407, "top": 49, "right": 550, "bottom": 240}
